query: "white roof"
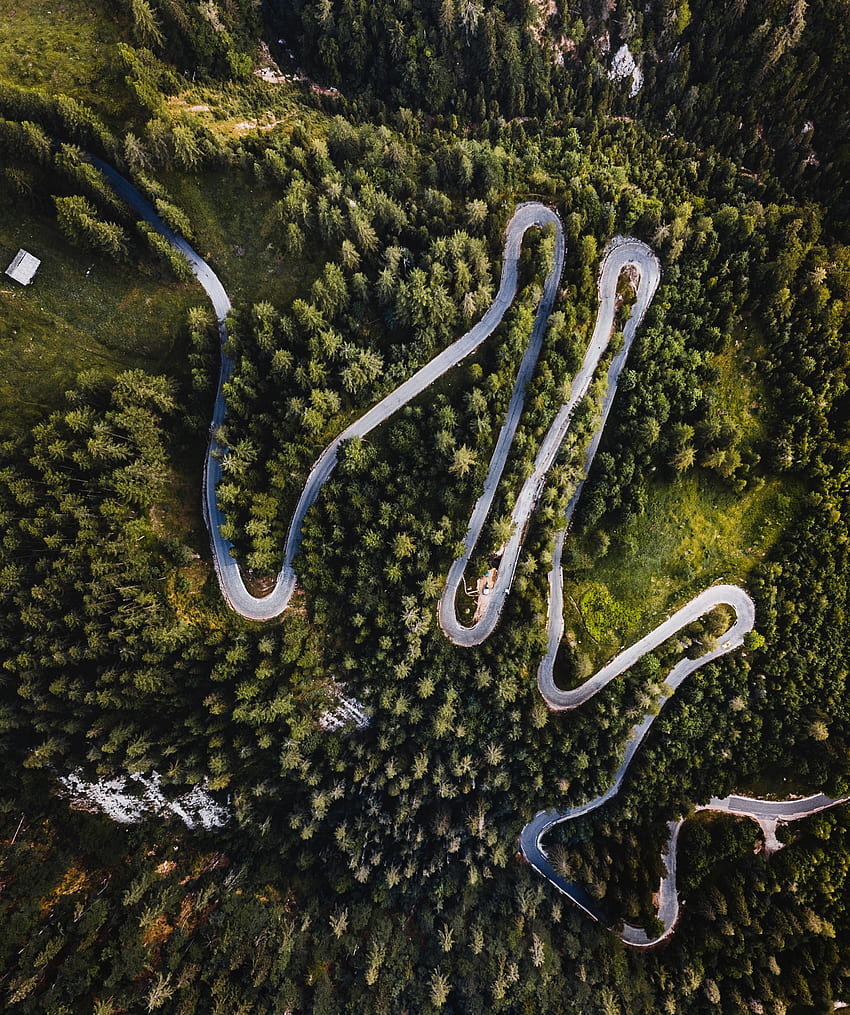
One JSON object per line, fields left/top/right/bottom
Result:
{"left": 5, "top": 249, "right": 40, "bottom": 285}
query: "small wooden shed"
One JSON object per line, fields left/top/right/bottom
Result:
{"left": 5, "top": 249, "right": 41, "bottom": 286}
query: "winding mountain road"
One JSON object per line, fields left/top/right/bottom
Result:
{"left": 92, "top": 172, "right": 571, "bottom": 621}
{"left": 92, "top": 158, "right": 846, "bottom": 948}
{"left": 523, "top": 791, "right": 844, "bottom": 949}
{"left": 438, "top": 237, "right": 660, "bottom": 645}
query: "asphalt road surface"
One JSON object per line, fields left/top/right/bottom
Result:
{"left": 522, "top": 790, "right": 844, "bottom": 948}
{"left": 439, "top": 236, "right": 661, "bottom": 645}
{"left": 90, "top": 172, "right": 569, "bottom": 621}
{"left": 93, "top": 159, "right": 846, "bottom": 947}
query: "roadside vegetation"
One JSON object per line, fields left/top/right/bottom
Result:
{"left": 559, "top": 472, "right": 796, "bottom": 678}
{"left": 0, "top": 202, "right": 195, "bottom": 434}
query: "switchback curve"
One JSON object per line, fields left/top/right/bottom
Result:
{"left": 91, "top": 166, "right": 568, "bottom": 622}
{"left": 91, "top": 158, "right": 845, "bottom": 948}
{"left": 522, "top": 792, "right": 845, "bottom": 949}
{"left": 438, "top": 237, "right": 661, "bottom": 645}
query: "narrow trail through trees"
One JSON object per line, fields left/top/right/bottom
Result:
{"left": 92, "top": 159, "right": 845, "bottom": 947}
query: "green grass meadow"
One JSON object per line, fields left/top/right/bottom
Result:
{"left": 0, "top": 203, "right": 198, "bottom": 435}
{"left": 0, "top": 2, "right": 132, "bottom": 121}
{"left": 557, "top": 471, "right": 797, "bottom": 683}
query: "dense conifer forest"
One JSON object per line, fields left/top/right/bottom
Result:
{"left": 0, "top": 0, "right": 849, "bottom": 1011}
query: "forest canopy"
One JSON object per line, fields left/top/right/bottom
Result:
{"left": 0, "top": 0, "right": 849, "bottom": 1012}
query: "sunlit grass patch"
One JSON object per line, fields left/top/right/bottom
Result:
{"left": 0, "top": 3, "right": 132, "bottom": 120}
{"left": 713, "top": 326, "right": 771, "bottom": 446}
{"left": 0, "top": 203, "right": 196, "bottom": 434}
{"left": 577, "top": 583, "right": 640, "bottom": 644}
{"left": 558, "top": 471, "right": 799, "bottom": 678}
{"left": 164, "top": 75, "right": 323, "bottom": 143}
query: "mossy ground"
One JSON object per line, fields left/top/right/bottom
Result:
{"left": 718, "top": 323, "right": 772, "bottom": 445}
{"left": 0, "top": 3, "right": 132, "bottom": 120}
{"left": 553, "top": 313, "right": 789, "bottom": 683}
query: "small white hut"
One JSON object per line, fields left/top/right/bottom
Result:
{"left": 5, "top": 249, "right": 41, "bottom": 286}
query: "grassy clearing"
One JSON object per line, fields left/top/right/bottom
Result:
{"left": 557, "top": 471, "right": 799, "bottom": 682}
{"left": 555, "top": 317, "right": 789, "bottom": 683}
{"left": 714, "top": 327, "right": 771, "bottom": 445}
{"left": 0, "top": 2, "right": 132, "bottom": 120}
{"left": 151, "top": 449, "right": 215, "bottom": 600}
{"left": 0, "top": 202, "right": 198, "bottom": 435}
{"left": 151, "top": 447, "right": 207, "bottom": 542}
{"left": 164, "top": 165, "right": 325, "bottom": 309}
{"left": 159, "top": 75, "right": 332, "bottom": 311}
{"left": 165, "top": 73, "right": 325, "bottom": 144}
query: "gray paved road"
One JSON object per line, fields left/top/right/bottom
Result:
{"left": 705, "top": 793, "right": 844, "bottom": 820}
{"left": 91, "top": 167, "right": 655, "bottom": 636}
{"left": 93, "top": 158, "right": 845, "bottom": 948}
{"left": 89, "top": 173, "right": 567, "bottom": 621}
{"left": 439, "top": 237, "right": 661, "bottom": 644}
{"left": 522, "top": 787, "right": 844, "bottom": 948}
{"left": 540, "top": 584, "right": 755, "bottom": 710}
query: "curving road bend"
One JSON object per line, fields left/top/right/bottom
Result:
{"left": 523, "top": 790, "right": 845, "bottom": 948}
{"left": 91, "top": 158, "right": 846, "bottom": 947}
{"left": 88, "top": 161, "right": 658, "bottom": 639}
{"left": 89, "top": 164, "right": 568, "bottom": 622}
{"left": 522, "top": 575, "right": 842, "bottom": 946}
{"left": 540, "top": 584, "right": 755, "bottom": 710}
{"left": 92, "top": 158, "right": 659, "bottom": 647}
{"left": 438, "top": 237, "right": 661, "bottom": 645}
